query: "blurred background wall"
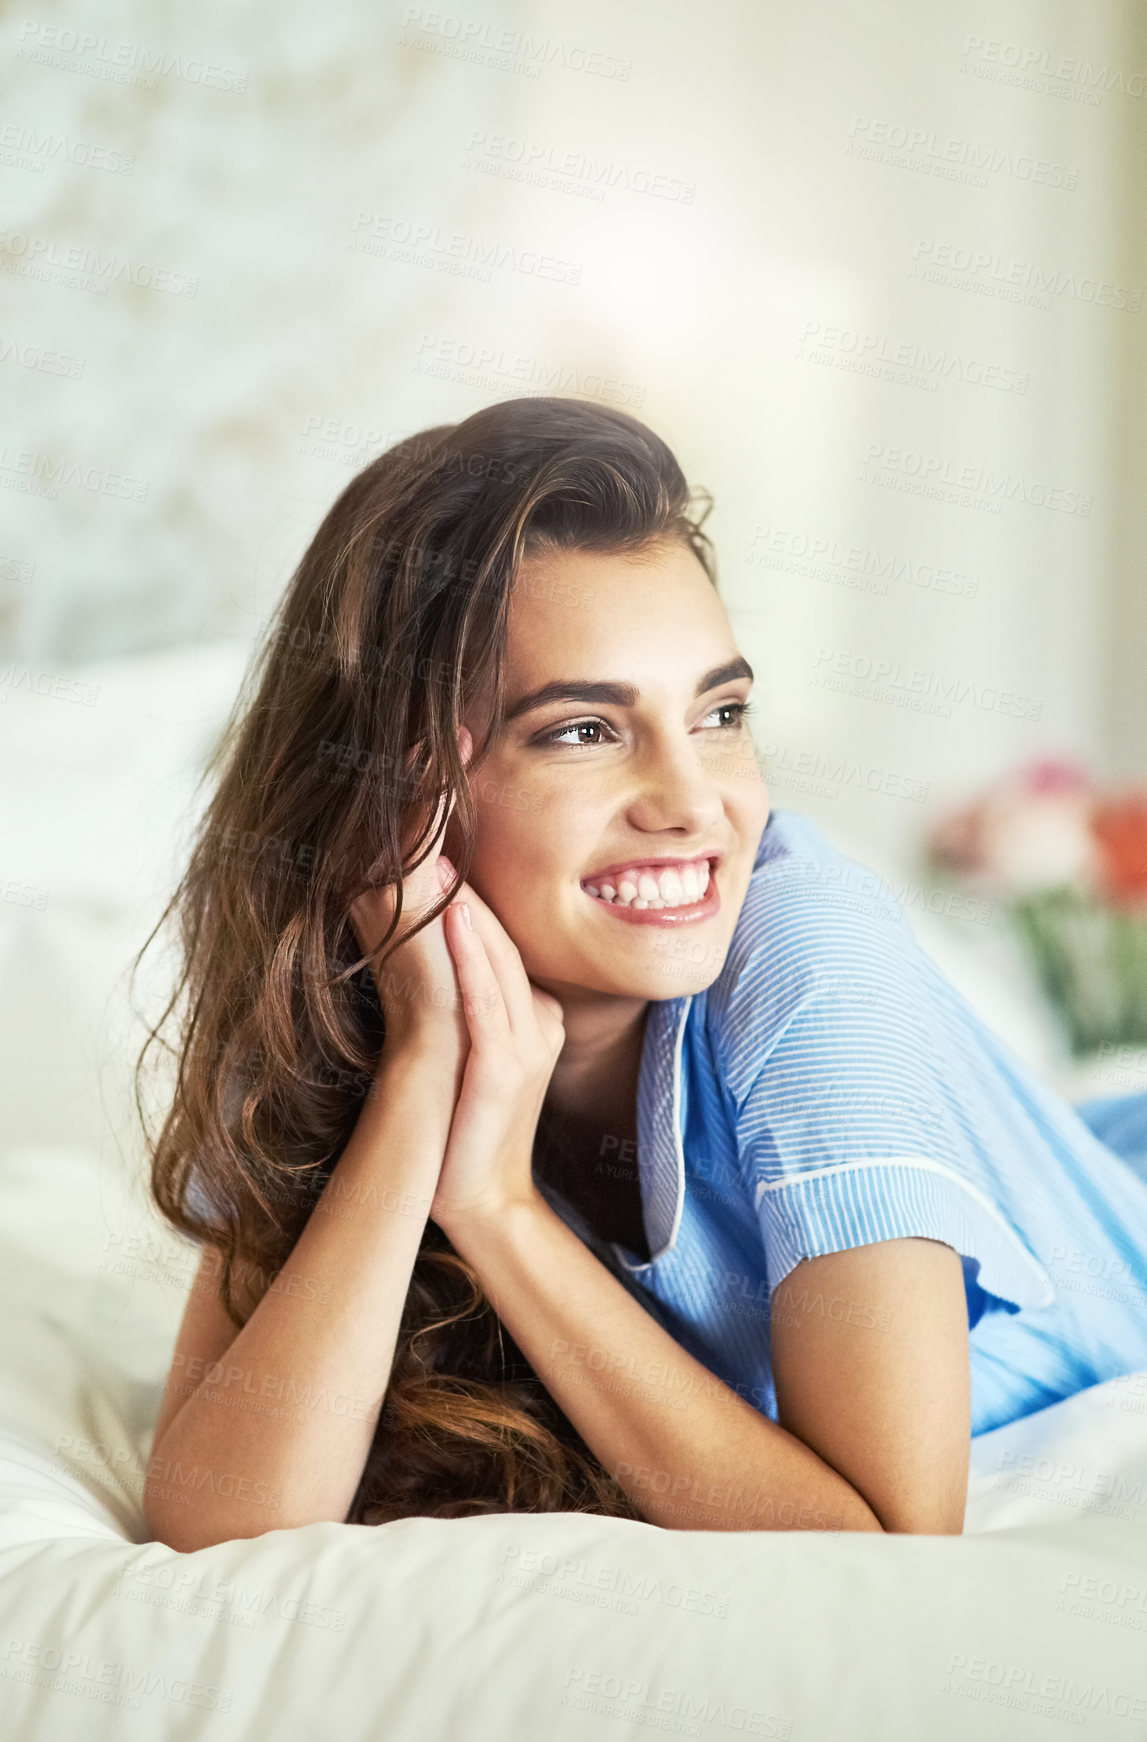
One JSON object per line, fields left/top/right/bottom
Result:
{"left": 2, "top": 0, "right": 1146, "bottom": 1176}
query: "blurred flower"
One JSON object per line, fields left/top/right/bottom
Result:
{"left": 929, "top": 757, "right": 1100, "bottom": 896}
{"left": 928, "top": 758, "right": 1147, "bottom": 1054}
{"left": 1090, "top": 792, "right": 1147, "bottom": 907}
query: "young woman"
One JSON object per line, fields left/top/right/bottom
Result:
{"left": 138, "top": 397, "right": 1147, "bottom": 1552}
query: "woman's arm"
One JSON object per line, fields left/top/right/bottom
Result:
{"left": 143, "top": 1032, "right": 461, "bottom": 1552}
{"left": 768, "top": 1236, "right": 970, "bottom": 1533}
{"left": 456, "top": 1198, "right": 887, "bottom": 1534}
{"left": 146, "top": 743, "right": 476, "bottom": 1550}
{"left": 446, "top": 1195, "right": 944, "bottom": 1533}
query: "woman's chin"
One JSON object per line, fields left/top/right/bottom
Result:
{"left": 571, "top": 960, "right": 728, "bottom": 1001}
{"left": 523, "top": 920, "right": 732, "bottom": 1001}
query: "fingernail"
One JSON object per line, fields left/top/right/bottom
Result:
{"left": 460, "top": 901, "right": 472, "bottom": 930}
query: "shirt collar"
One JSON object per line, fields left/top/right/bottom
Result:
{"left": 613, "top": 990, "right": 693, "bottom": 1272}
{"left": 605, "top": 815, "right": 776, "bottom": 1271}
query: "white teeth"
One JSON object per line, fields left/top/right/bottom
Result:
{"left": 583, "top": 860, "right": 714, "bottom": 910}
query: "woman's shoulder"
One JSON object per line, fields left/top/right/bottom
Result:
{"left": 715, "top": 808, "right": 909, "bottom": 984}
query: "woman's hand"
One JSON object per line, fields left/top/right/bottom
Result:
{"left": 429, "top": 881, "right": 566, "bottom": 1233}
{"left": 348, "top": 728, "right": 473, "bottom": 1065}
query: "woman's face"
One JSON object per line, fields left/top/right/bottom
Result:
{"left": 448, "top": 538, "right": 771, "bottom": 1002}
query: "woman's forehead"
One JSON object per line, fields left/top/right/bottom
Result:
{"left": 505, "top": 542, "right": 724, "bottom": 656}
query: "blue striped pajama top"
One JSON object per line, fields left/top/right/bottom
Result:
{"left": 539, "top": 806, "right": 1147, "bottom": 1437}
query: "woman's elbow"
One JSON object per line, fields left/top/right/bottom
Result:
{"left": 870, "top": 1491, "right": 967, "bottom": 1534}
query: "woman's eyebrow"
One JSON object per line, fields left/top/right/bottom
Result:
{"left": 503, "top": 657, "right": 754, "bottom": 724}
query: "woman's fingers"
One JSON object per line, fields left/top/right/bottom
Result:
{"left": 443, "top": 902, "right": 511, "bottom": 1048}
{"left": 445, "top": 878, "right": 539, "bottom": 1040}
{"left": 444, "top": 886, "right": 564, "bottom": 1065}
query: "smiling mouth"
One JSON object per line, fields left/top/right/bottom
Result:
{"left": 579, "top": 857, "right": 720, "bottom": 925}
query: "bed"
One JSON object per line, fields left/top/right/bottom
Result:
{"left": 2, "top": 641, "right": 1146, "bottom": 1739}
{"left": 1, "top": 1140, "right": 1146, "bottom": 1739}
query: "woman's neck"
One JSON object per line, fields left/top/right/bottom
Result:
{"left": 542, "top": 993, "right": 650, "bottom": 1134}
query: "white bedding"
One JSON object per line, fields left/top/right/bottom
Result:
{"left": 1, "top": 1143, "right": 1146, "bottom": 1741}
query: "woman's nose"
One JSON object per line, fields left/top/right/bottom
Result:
{"left": 630, "top": 736, "right": 725, "bottom": 827}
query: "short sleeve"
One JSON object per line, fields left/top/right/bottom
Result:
{"left": 720, "top": 879, "right": 1055, "bottom": 1318}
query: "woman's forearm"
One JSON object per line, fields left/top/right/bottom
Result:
{"left": 144, "top": 1034, "right": 462, "bottom": 1550}
{"left": 445, "top": 1192, "right": 883, "bottom": 1534}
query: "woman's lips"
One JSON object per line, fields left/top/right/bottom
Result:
{"left": 580, "top": 872, "right": 721, "bottom": 927}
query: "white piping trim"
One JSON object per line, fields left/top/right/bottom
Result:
{"left": 754, "top": 1155, "right": 1051, "bottom": 1286}
{"left": 663, "top": 993, "right": 694, "bottom": 1255}
{"left": 613, "top": 993, "right": 693, "bottom": 1274}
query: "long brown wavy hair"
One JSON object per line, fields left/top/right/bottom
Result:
{"left": 133, "top": 395, "right": 718, "bottom": 1525}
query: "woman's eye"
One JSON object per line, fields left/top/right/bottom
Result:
{"left": 539, "top": 700, "right": 753, "bottom": 748}
{"left": 707, "top": 700, "right": 753, "bottom": 730}
{"left": 541, "top": 719, "right": 612, "bottom": 747}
